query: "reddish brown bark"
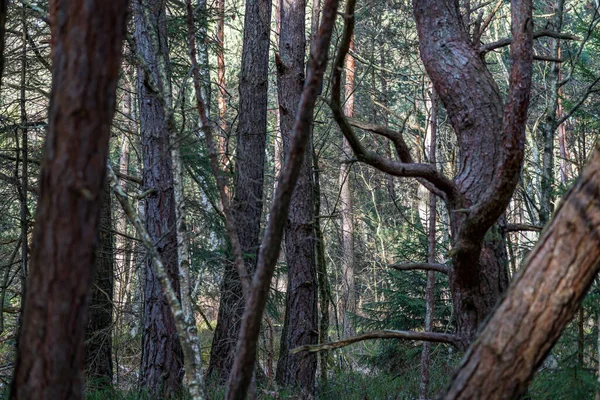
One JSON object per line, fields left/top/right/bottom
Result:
{"left": 9, "top": 1, "right": 128, "bottom": 398}
{"left": 133, "top": 0, "right": 184, "bottom": 395}
{"left": 340, "top": 38, "right": 356, "bottom": 338}
{"left": 208, "top": 0, "right": 272, "bottom": 382}
{"left": 444, "top": 141, "right": 600, "bottom": 399}
{"left": 274, "top": 0, "right": 318, "bottom": 391}
{"left": 413, "top": 0, "right": 532, "bottom": 349}
{"left": 225, "top": 0, "right": 340, "bottom": 395}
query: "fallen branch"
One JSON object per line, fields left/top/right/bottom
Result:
{"left": 389, "top": 262, "right": 450, "bottom": 275}
{"left": 292, "top": 330, "right": 459, "bottom": 353}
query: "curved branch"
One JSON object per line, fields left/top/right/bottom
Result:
{"left": 292, "top": 330, "right": 459, "bottom": 353}
{"left": 328, "top": 8, "right": 462, "bottom": 206}
{"left": 389, "top": 262, "right": 450, "bottom": 275}
{"left": 455, "top": 0, "right": 534, "bottom": 268}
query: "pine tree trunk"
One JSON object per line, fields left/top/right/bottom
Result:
{"left": 133, "top": 0, "right": 184, "bottom": 395}
{"left": 413, "top": 0, "right": 532, "bottom": 349}
{"left": 274, "top": 0, "right": 318, "bottom": 391}
{"left": 9, "top": 1, "right": 128, "bottom": 397}
{"left": 340, "top": 38, "right": 356, "bottom": 338}
{"left": 208, "top": 0, "right": 271, "bottom": 382}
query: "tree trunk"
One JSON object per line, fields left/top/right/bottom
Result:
{"left": 444, "top": 141, "right": 600, "bottom": 399}
{"left": 9, "top": 1, "right": 128, "bottom": 398}
{"left": 340, "top": 38, "right": 356, "bottom": 338}
{"left": 85, "top": 184, "right": 114, "bottom": 389}
{"left": 536, "top": 0, "right": 565, "bottom": 225}
{"left": 216, "top": 0, "right": 228, "bottom": 161}
{"left": 274, "top": 0, "right": 318, "bottom": 392}
{"left": 133, "top": 0, "right": 184, "bottom": 395}
{"left": 413, "top": 0, "right": 531, "bottom": 349}
{"left": 208, "top": 0, "right": 271, "bottom": 382}
{"left": 419, "top": 88, "right": 437, "bottom": 400}
{"left": 224, "top": 0, "right": 339, "bottom": 394}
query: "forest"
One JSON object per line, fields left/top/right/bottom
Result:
{"left": 0, "top": 0, "right": 600, "bottom": 398}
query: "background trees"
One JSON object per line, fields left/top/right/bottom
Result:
{"left": 1, "top": 0, "right": 600, "bottom": 399}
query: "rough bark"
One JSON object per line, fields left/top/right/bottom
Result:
{"left": 208, "top": 0, "right": 271, "bottom": 382}
{"left": 444, "top": 141, "right": 600, "bottom": 399}
{"left": 133, "top": 0, "right": 184, "bottom": 395}
{"left": 85, "top": 185, "right": 114, "bottom": 389}
{"left": 413, "top": 0, "right": 532, "bottom": 349}
{"left": 224, "top": 0, "right": 339, "bottom": 395}
{"left": 108, "top": 164, "right": 207, "bottom": 400}
{"left": 536, "top": 0, "right": 564, "bottom": 225}
{"left": 9, "top": 1, "right": 128, "bottom": 398}
{"left": 340, "top": 39, "right": 356, "bottom": 338}
{"left": 274, "top": 0, "right": 318, "bottom": 391}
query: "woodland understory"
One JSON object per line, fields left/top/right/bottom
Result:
{"left": 1, "top": 0, "right": 600, "bottom": 399}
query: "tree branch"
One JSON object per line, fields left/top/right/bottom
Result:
{"left": 328, "top": 15, "right": 463, "bottom": 206}
{"left": 504, "top": 223, "right": 542, "bottom": 232}
{"left": 455, "top": 0, "right": 534, "bottom": 269}
{"left": 291, "top": 330, "right": 460, "bottom": 353}
{"left": 389, "top": 262, "right": 450, "bottom": 274}
{"left": 480, "top": 29, "right": 578, "bottom": 54}
{"left": 557, "top": 76, "right": 600, "bottom": 126}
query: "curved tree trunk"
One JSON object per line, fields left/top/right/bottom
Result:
{"left": 274, "top": 0, "right": 318, "bottom": 391}
{"left": 134, "top": 0, "right": 184, "bottom": 395}
{"left": 413, "top": 0, "right": 531, "bottom": 349}
{"left": 208, "top": 0, "right": 271, "bottom": 382}
{"left": 9, "top": 1, "right": 128, "bottom": 398}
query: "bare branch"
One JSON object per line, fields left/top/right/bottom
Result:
{"left": 291, "top": 330, "right": 460, "bottom": 354}
{"left": 504, "top": 223, "right": 542, "bottom": 232}
{"left": 480, "top": 29, "right": 578, "bottom": 54}
{"left": 389, "top": 262, "right": 450, "bottom": 274}
{"left": 328, "top": 19, "right": 462, "bottom": 205}
{"left": 557, "top": 76, "right": 600, "bottom": 126}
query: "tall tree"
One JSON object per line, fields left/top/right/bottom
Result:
{"left": 85, "top": 185, "right": 114, "bottom": 389}
{"left": 9, "top": 0, "right": 128, "bottom": 398}
{"left": 208, "top": 0, "right": 272, "bottom": 381}
{"left": 133, "top": 0, "right": 183, "bottom": 395}
{"left": 325, "top": 0, "right": 533, "bottom": 350}
{"left": 274, "top": 0, "right": 318, "bottom": 391}
{"left": 339, "top": 38, "right": 356, "bottom": 338}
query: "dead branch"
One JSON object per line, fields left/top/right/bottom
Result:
{"left": 389, "top": 262, "right": 450, "bottom": 274}
{"left": 292, "top": 330, "right": 460, "bottom": 353}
